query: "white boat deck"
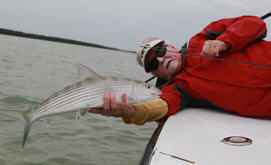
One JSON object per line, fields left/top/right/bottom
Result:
{"left": 148, "top": 108, "right": 271, "bottom": 165}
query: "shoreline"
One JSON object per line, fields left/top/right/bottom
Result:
{"left": 0, "top": 28, "right": 135, "bottom": 53}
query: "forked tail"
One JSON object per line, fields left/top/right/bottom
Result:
{"left": 0, "top": 109, "right": 32, "bottom": 149}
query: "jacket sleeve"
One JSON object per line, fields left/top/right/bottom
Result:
{"left": 122, "top": 99, "right": 168, "bottom": 125}
{"left": 205, "top": 16, "right": 267, "bottom": 52}
{"left": 159, "top": 83, "right": 183, "bottom": 116}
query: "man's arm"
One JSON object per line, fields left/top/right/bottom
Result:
{"left": 205, "top": 16, "right": 267, "bottom": 52}
{"left": 193, "top": 16, "right": 267, "bottom": 56}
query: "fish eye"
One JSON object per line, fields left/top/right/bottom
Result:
{"left": 146, "top": 85, "right": 151, "bottom": 89}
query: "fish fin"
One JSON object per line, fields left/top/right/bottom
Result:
{"left": 22, "top": 121, "right": 32, "bottom": 149}
{"left": 0, "top": 109, "right": 27, "bottom": 121}
{"left": 76, "top": 108, "right": 89, "bottom": 120}
{"left": 76, "top": 64, "right": 100, "bottom": 81}
{"left": 0, "top": 109, "right": 32, "bottom": 149}
{"left": 126, "top": 96, "right": 137, "bottom": 104}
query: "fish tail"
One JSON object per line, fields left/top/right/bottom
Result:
{"left": 0, "top": 109, "right": 32, "bottom": 149}
{"left": 22, "top": 121, "right": 32, "bottom": 149}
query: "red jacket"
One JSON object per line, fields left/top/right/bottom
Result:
{"left": 160, "top": 16, "right": 271, "bottom": 119}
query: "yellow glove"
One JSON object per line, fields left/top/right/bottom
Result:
{"left": 122, "top": 99, "right": 168, "bottom": 125}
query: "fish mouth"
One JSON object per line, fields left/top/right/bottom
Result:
{"left": 152, "top": 91, "right": 162, "bottom": 96}
{"left": 152, "top": 93, "right": 160, "bottom": 96}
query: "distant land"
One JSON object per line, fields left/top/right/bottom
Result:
{"left": 0, "top": 28, "right": 135, "bottom": 53}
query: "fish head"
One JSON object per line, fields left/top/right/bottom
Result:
{"left": 132, "top": 82, "right": 161, "bottom": 102}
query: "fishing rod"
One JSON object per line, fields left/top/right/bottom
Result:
{"left": 145, "top": 11, "right": 271, "bottom": 83}
{"left": 261, "top": 11, "right": 271, "bottom": 20}
{"left": 145, "top": 47, "right": 271, "bottom": 83}
{"left": 151, "top": 47, "right": 271, "bottom": 69}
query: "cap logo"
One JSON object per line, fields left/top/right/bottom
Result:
{"left": 141, "top": 44, "right": 150, "bottom": 58}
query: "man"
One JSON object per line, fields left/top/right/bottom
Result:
{"left": 88, "top": 15, "right": 271, "bottom": 124}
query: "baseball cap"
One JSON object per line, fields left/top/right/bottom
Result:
{"left": 136, "top": 37, "right": 164, "bottom": 72}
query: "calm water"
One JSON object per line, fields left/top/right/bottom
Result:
{"left": 0, "top": 34, "right": 157, "bottom": 165}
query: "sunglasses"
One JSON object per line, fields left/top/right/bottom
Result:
{"left": 147, "top": 46, "right": 167, "bottom": 72}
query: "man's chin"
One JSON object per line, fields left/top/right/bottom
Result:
{"left": 166, "top": 67, "right": 178, "bottom": 75}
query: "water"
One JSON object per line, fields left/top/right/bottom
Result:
{"left": 0, "top": 34, "right": 157, "bottom": 165}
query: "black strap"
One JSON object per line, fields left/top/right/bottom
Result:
{"left": 205, "top": 30, "right": 225, "bottom": 40}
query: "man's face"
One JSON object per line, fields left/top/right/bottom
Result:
{"left": 146, "top": 45, "right": 182, "bottom": 80}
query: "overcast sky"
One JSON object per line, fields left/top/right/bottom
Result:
{"left": 1, "top": 0, "right": 271, "bottom": 51}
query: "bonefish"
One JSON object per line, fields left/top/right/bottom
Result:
{"left": 0, "top": 64, "right": 161, "bottom": 148}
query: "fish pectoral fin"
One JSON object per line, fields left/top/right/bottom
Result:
{"left": 126, "top": 96, "right": 137, "bottom": 104}
{"left": 44, "top": 118, "right": 52, "bottom": 129}
{"left": 76, "top": 108, "right": 89, "bottom": 120}
{"left": 76, "top": 64, "right": 100, "bottom": 81}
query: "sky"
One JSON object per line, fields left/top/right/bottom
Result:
{"left": 1, "top": 0, "right": 271, "bottom": 51}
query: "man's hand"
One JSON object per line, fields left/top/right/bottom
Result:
{"left": 201, "top": 40, "right": 230, "bottom": 56}
{"left": 88, "top": 92, "right": 136, "bottom": 117}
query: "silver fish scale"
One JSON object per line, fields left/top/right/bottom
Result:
{"left": 29, "top": 78, "right": 135, "bottom": 120}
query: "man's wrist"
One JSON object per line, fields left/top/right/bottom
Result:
{"left": 123, "top": 105, "right": 136, "bottom": 117}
